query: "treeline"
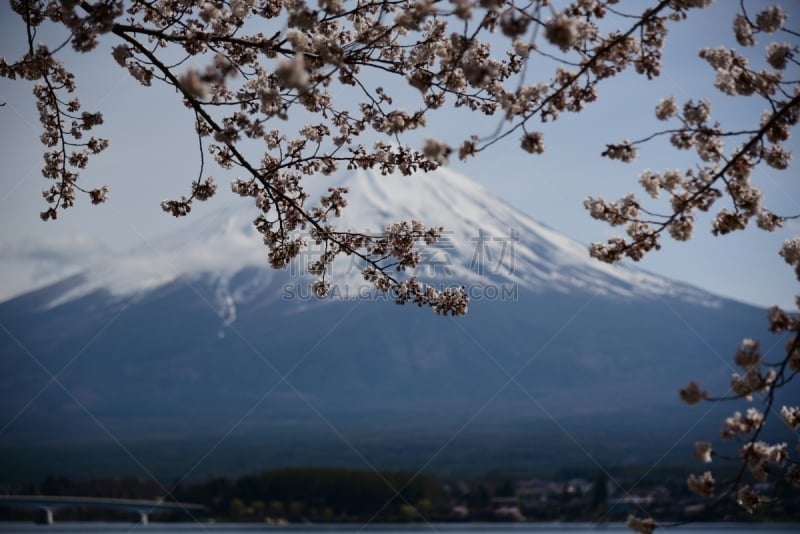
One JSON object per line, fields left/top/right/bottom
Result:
{"left": 175, "top": 467, "right": 449, "bottom": 521}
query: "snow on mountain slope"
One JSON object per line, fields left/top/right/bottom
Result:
{"left": 11, "top": 166, "right": 723, "bottom": 310}
{"left": 308, "top": 167, "right": 721, "bottom": 305}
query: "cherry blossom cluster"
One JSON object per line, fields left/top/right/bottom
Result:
{"left": 589, "top": 3, "right": 798, "bottom": 266}
{"left": 3, "top": 0, "right": 731, "bottom": 312}
{"left": 654, "top": 238, "right": 800, "bottom": 526}
{"left": 1, "top": 3, "right": 110, "bottom": 221}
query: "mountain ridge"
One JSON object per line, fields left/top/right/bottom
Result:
{"left": 3, "top": 167, "right": 727, "bottom": 315}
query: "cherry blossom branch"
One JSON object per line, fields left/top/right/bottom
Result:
{"left": 105, "top": 12, "right": 466, "bottom": 314}
{"left": 588, "top": 92, "right": 800, "bottom": 264}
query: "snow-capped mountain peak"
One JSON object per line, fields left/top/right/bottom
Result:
{"left": 3, "top": 166, "right": 722, "bottom": 310}
{"left": 309, "top": 167, "right": 721, "bottom": 306}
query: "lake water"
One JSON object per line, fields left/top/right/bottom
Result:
{"left": 0, "top": 523, "right": 798, "bottom": 534}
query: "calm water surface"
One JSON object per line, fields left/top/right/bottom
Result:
{"left": 0, "top": 524, "right": 797, "bottom": 534}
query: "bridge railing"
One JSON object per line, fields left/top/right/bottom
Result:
{"left": 0, "top": 494, "right": 208, "bottom": 525}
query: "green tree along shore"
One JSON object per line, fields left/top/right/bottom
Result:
{"left": 2, "top": 467, "right": 799, "bottom": 524}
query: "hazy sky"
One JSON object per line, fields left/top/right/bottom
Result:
{"left": 0, "top": 1, "right": 797, "bottom": 309}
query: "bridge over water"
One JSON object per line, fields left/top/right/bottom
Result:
{"left": 0, "top": 495, "right": 207, "bottom": 525}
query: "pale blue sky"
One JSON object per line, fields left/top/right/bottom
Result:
{"left": 0, "top": 1, "right": 797, "bottom": 309}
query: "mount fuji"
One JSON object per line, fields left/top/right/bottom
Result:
{"left": 0, "top": 168, "right": 790, "bottom": 481}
